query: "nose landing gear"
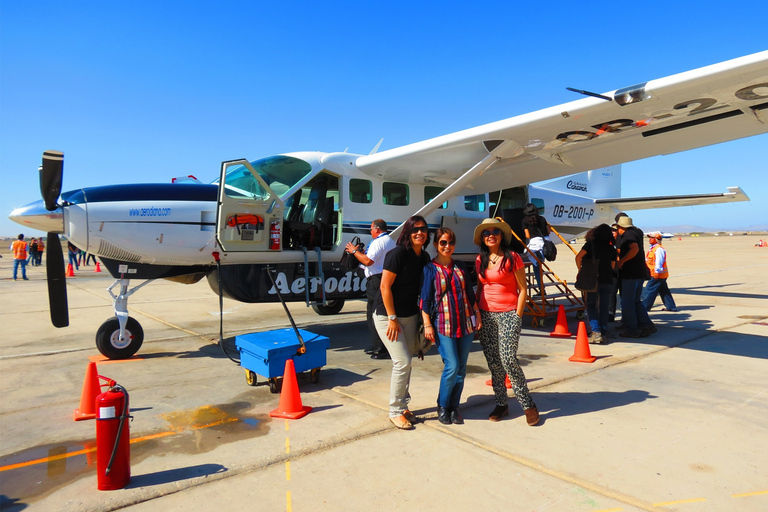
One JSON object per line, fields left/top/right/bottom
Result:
{"left": 95, "top": 279, "right": 152, "bottom": 359}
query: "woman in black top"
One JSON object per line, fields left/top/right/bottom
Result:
{"left": 575, "top": 224, "right": 616, "bottom": 344}
{"left": 374, "top": 215, "right": 431, "bottom": 430}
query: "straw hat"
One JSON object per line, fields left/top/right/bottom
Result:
{"left": 616, "top": 216, "right": 634, "bottom": 229}
{"left": 473, "top": 217, "right": 513, "bottom": 245}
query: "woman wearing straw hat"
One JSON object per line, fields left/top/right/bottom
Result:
{"left": 474, "top": 217, "right": 539, "bottom": 426}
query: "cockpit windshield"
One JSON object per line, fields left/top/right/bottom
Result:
{"left": 215, "top": 155, "right": 314, "bottom": 200}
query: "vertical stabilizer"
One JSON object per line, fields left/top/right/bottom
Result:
{"left": 537, "top": 165, "right": 621, "bottom": 199}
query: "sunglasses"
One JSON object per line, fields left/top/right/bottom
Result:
{"left": 438, "top": 239, "right": 456, "bottom": 247}
{"left": 411, "top": 226, "right": 428, "bottom": 233}
{"left": 481, "top": 228, "right": 502, "bottom": 238}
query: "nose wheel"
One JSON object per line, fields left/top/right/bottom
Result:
{"left": 95, "top": 316, "right": 144, "bottom": 359}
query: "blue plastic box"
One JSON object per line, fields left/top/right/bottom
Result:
{"left": 235, "top": 328, "right": 330, "bottom": 379}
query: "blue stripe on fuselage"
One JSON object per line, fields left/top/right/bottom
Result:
{"left": 61, "top": 184, "right": 219, "bottom": 204}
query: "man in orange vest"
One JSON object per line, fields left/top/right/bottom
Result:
{"left": 11, "top": 234, "right": 29, "bottom": 281}
{"left": 641, "top": 231, "right": 677, "bottom": 312}
{"left": 36, "top": 238, "right": 45, "bottom": 266}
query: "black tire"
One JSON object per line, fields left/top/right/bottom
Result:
{"left": 310, "top": 367, "right": 321, "bottom": 383}
{"left": 311, "top": 299, "right": 345, "bottom": 315}
{"left": 245, "top": 370, "right": 257, "bottom": 386}
{"left": 576, "top": 310, "right": 585, "bottom": 319}
{"left": 95, "top": 316, "right": 144, "bottom": 360}
{"left": 269, "top": 378, "right": 282, "bottom": 394}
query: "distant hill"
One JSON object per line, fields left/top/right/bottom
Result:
{"left": 639, "top": 224, "right": 768, "bottom": 233}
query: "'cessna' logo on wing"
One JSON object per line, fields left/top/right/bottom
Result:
{"left": 567, "top": 181, "right": 588, "bottom": 192}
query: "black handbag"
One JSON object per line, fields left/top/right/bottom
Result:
{"left": 340, "top": 236, "right": 365, "bottom": 270}
{"left": 575, "top": 243, "right": 599, "bottom": 292}
{"left": 543, "top": 239, "right": 557, "bottom": 261}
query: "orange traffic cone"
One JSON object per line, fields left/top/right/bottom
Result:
{"left": 485, "top": 375, "right": 512, "bottom": 388}
{"left": 269, "top": 359, "right": 311, "bottom": 419}
{"left": 569, "top": 322, "right": 596, "bottom": 363}
{"left": 549, "top": 305, "right": 572, "bottom": 337}
{"left": 74, "top": 362, "right": 101, "bottom": 420}
{"left": 94, "top": 261, "right": 102, "bottom": 273}
{"left": 66, "top": 264, "right": 75, "bottom": 277}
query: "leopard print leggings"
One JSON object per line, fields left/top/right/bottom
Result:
{"left": 479, "top": 310, "right": 535, "bottom": 411}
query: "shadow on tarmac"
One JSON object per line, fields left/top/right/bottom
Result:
{"left": 127, "top": 463, "right": 228, "bottom": 488}
{"left": 458, "top": 389, "right": 658, "bottom": 422}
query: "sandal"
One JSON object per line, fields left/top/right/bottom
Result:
{"left": 389, "top": 415, "right": 414, "bottom": 430}
{"left": 403, "top": 409, "right": 417, "bottom": 423}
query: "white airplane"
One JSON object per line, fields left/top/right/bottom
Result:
{"left": 9, "top": 50, "right": 767, "bottom": 360}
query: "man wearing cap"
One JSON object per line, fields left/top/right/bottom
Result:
{"left": 641, "top": 232, "right": 678, "bottom": 312}
{"left": 615, "top": 217, "right": 656, "bottom": 337}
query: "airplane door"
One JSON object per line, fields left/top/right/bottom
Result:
{"left": 216, "top": 159, "right": 284, "bottom": 252}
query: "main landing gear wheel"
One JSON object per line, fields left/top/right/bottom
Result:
{"left": 95, "top": 316, "right": 144, "bottom": 360}
{"left": 311, "top": 299, "right": 345, "bottom": 315}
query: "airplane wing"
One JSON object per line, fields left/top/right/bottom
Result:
{"left": 356, "top": 51, "right": 768, "bottom": 195}
{"left": 595, "top": 187, "right": 749, "bottom": 211}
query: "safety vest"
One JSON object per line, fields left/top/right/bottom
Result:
{"left": 12, "top": 240, "right": 28, "bottom": 260}
{"left": 645, "top": 244, "right": 669, "bottom": 279}
{"left": 38, "top": 241, "right": 45, "bottom": 252}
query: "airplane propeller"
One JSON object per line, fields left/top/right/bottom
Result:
{"left": 40, "top": 150, "right": 69, "bottom": 328}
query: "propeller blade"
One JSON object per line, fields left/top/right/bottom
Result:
{"left": 40, "top": 150, "right": 64, "bottom": 212}
{"left": 46, "top": 233, "right": 69, "bottom": 327}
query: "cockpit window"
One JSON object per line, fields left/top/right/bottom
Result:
{"left": 216, "top": 155, "right": 313, "bottom": 200}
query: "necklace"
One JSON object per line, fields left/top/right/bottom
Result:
{"left": 489, "top": 253, "right": 501, "bottom": 265}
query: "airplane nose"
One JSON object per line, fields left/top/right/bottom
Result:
{"left": 9, "top": 199, "right": 65, "bottom": 233}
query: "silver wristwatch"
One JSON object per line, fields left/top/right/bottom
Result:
{"left": 388, "top": 315, "right": 397, "bottom": 321}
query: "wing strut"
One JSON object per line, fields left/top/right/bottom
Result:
{"left": 390, "top": 140, "right": 520, "bottom": 240}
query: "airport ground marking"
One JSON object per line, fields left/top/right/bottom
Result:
{"left": 0, "top": 417, "right": 237, "bottom": 472}
{"left": 732, "top": 490, "right": 768, "bottom": 498}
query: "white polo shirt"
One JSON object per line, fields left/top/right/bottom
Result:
{"left": 364, "top": 233, "right": 395, "bottom": 278}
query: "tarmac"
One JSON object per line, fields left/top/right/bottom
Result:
{"left": 1, "top": 235, "right": 767, "bottom": 511}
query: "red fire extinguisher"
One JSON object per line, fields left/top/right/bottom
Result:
{"left": 269, "top": 219, "right": 281, "bottom": 250}
{"left": 96, "top": 384, "right": 131, "bottom": 490}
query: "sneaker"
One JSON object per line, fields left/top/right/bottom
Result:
{"left": 640, "top": 324, "right": 658, "bottom": 337}
{"left": 22, "top": 277, "right": 29, "bottom": 280}
{"left": 619, "top": 330, "right": 642, "bottom": 338}
{"left": 588, "top": 332, "right": 603, "bottom": 344}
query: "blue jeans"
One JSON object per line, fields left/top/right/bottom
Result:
{"left": 529, "top": 249, "right": 544, "bottom": 289}
{"left": 68, "top": 252, "right": 79, "bottom": 270}
{"left": 435, "top": 332, "right": 474, "bottom": 408}
{"left": 641, "top": 277, "right": 677, "bottom": 311}
{"left": 13, "top": 259, "right": 27, "bottom": 279}
{"left": 586, "top": 283, "right": 615, "bottom": 334}
{"left": 620, "top": 278, "right": 653, "bottom": 332}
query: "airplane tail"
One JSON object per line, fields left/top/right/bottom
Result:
{"left": 537, "top": 165, "right": 621, "bottom": 199}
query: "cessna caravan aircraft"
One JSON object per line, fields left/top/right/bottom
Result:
{"left": 9, "top": 50, "right": 767, "bottom": 359}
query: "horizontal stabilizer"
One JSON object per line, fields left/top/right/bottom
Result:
{"left": 596, "top": 187, "right": 749, "bottom": 211}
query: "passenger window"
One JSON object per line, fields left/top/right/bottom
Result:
{"left": 383, "top": 182, "right": 409, "bottom": 206}
{"left": 531, "top": 198, "right": 546, "bottom": 215}
{"left": 424, "top": 186, "right": 447, "bottom": 209}
{"left": 464, "top": 193, "right": 486, "bottom": 212}
{"left": 349, "top": 179, "right": 372, "bottom": 204}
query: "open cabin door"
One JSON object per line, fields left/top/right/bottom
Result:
{"left": 216, "top": 159, "right": 285, "bottom": 252}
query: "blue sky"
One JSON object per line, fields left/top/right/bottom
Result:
{"left": 1, "top": 2, "right": 766, "bottom": 236}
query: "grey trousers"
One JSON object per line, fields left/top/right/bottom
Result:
{"left": 373, "top": 313, "right": 420, "bottom": 417}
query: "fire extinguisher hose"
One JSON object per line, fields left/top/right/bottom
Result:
{"left": 105, "top": 384, "right": 130, "bottom": 475}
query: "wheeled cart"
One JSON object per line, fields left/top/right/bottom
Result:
{"left": 235, "top": 328, "right": 330, "bottom": 393}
